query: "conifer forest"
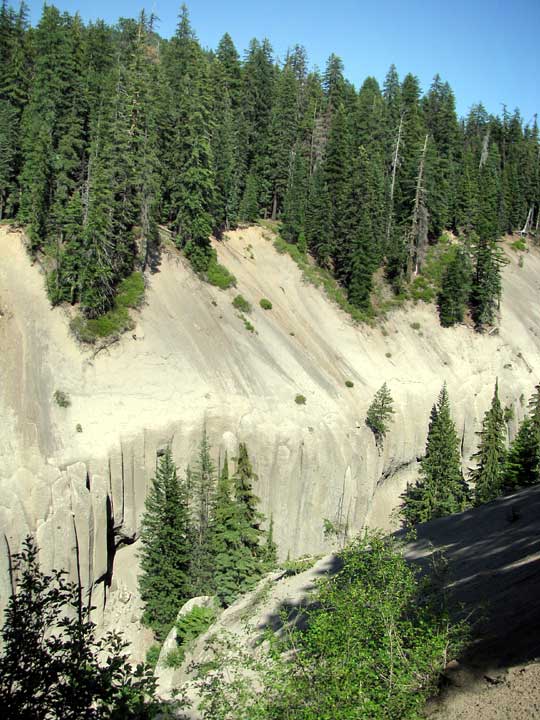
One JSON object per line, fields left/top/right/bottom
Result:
{"left": 1, "top": 2, "right": 539, "bottom": 328}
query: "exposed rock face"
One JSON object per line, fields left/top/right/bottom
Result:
{"left": 1, "top": 225, "right": 539, "bottom": 652}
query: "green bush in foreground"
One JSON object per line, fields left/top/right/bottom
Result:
{"left": 295, "top": 394, "right": 306, "bottom": 405}
{"left": 195, "top": 532, "right": 464, "bottom": 720}
{"left": 259, "top": 298, "right": 272, "bottom": 310}
{"left": 0, "top": 537, "right": 160, "bottom": 719}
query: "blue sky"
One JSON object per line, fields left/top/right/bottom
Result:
{"left": 26, "top": 0, "right": 539, "bottom": 123}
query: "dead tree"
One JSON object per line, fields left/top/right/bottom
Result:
{"left": 385, "top": 111, "right": 404, "bottom": 247}
{"left": 407, "top": 134, "right": 429, "bottom": 280}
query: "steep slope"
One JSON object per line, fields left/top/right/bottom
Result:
{"left": 1, "top": 224, "right": 539, "bottom": 648}
{"left": 155, "top": 485, "right": 540, "bottom": 718}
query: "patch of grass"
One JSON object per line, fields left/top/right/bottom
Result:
{"left": 165, "top": 605, "right": 218, "bottom": 668}
{"left": 511, "top": 239, "right": 527, "bottom": 252}
{"left": 295, "top": 394, "right": 306, "bottom": 405}
{"left": 259, "top": 298, "right": 272, "bottom": 310}
{"left": 53, "top": 390, "right": 71, "bottom": 408}
{"left": 232, "top": 294, "right": 251, "bottom": 313}
{"left": 114, "top": 271, "right": 145, "bottom": 309}
{"left": 271, "top": 233, "right": 372, "bottom": 325}
{"left": 345, "top": 380, "right": 354, "bottom": 388}
{"left": 70, "top": 271, "right": 144, "bottom": 344}
{"left": 207, "top": 256, "right": 237, "bottom": 290}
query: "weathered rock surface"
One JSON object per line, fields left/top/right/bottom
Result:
{"left": 1, "top": 224, "right": 539, "bottom": 653}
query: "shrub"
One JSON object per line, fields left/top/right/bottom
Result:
{"left": 243, "top": 319, "right": 255, "bottom": 333}
{"left": 194, "top": 532, "right": 466, "bottom": 720}
{"left": 366, "top": 382, "right": 395, "bottom": 449}
{"left": 115, "top": 271, "right": 145, "bottom": 308}
{"left": 232, "top": 294, "right": 251, "bottom": 313}
{"left": 176, "top": 606, "right": 216, "bottom": 647}
{"left": 75, "top": 423, "right": 83, "bottom": 433}
{"left": 145, "top": 644, "right": 161, "bottom": 669}
{"left": 207, "top": 257, "right": 237, "bottom": 290}
{"left": 511, "top": 239, "right": 527, "bottom": 252}
{"left": 69, "top": 272, "right": 143, "bottom": 344}
{"left": 259, "top": 298, "right": 272, "bottom": 310}
{"left": 165, "top": 606, "right": 217, "bottom": 669}
{"left": 385, "top": 352, "right": 392, "bottom": 358}
{"left": 54, "top": 390, "right": 71, "bottom": 408}
{"left": 295, "top": 394, "right": 306, "bottom": 405}
{"left": 410, "top": 321, "right": 421, "bottom": 331}
{"left": 345, "top": 380, "right": 354, "bottom": 388}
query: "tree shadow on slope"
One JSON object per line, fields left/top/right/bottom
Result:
{"left": 253, "top": 554, "right": 343, "bottom": 640}
{"left": 403, "top": 485, "right": 540, "bottom": 672}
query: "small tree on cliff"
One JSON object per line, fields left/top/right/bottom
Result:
{"left": 401, "top": 384, "right": 469, "bottom": 525}
{"left": 470, "top": 380, "right": 507, "bottom": 506}
{"left": 366, "top": 383, "right": 395, "bottom": 450}
{"left": 139, "top": 447, "right": 192, "bottom": 639}
{"left": 505, "top": 383, "right": 540, "bottom": 489}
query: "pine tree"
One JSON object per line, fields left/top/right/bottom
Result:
{"left": 401, "top": 384, "right": 469, "bottom": 525}
{"left": 470, "top": 380, "right": 507, "bottom": 506}
{"left": 365, "top": 383, "right": 395, "bottom": 449}
{"left": 261, "top": 514, "right": 278, "bottom": 571}
{"left": 208, "top": 454, "right": 261, "bottom": 606}
{"left": 437, "top": 245, "right": 471, "bottom": 327}
{"left": 281, "top": 146, "right": 308, "bottom": 243}
{"left": 233, "top": 442, "right": 264, "bottom": 556}
{"left": 504, "top": 384, "right": 540, "bottom": 489}
{"left": 190, "top": 428, "right": 218, "bottom": 596}
{"left": 469, "top": 231, "right": 505, "bottom": 329}
{"left": 139, "top": 447, "right": 192, "bottom": 639}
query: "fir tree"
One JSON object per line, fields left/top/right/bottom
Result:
{"left": 233, "top": 442, "right": 264, "bottom": 556}
{"left": 469, "top": 231, "right": 505, "bottom": 329}
{"left": 139, "top": 447, "right": 192, "bottom": 639}
{"left": 504, "top": 384, "right": 540, "bottom": 489}
{"left": 190, "top": 428, "right": 218, "bottom": 596}
{"left": 470, "top": 380, "right": 507, "bottom": 506}
{"left": 365, "top": 383, "right": 395, "bottom": 449}
{"left": 437, "top": 245, "right": 471, "bottom": 327}
{"left": 401, "top": 384, "right": 469, "bottom": 525}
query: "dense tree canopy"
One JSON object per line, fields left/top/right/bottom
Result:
{"left": 0, "top": 2, "right": 538, "bottom": 329}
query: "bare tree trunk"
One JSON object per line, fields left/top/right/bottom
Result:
{"left": 386, "top": 112, "right": 404, "bottom": 247}
{"left": 407, "top": 134, "right": 429, "bottom": 280}
{"left": 520, "top": 206, "right": 533, "bottom": 236}
{"left": 271, "top": 190, "right": 278, "bottom": 221}
{"left": 479, "top": 128, "right": 490, "bottom": 169}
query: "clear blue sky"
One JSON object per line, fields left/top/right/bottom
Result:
{"left": 26, "top": 0, "right": 540, "bottom": 123}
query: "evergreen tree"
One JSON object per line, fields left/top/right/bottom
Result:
{"left": 365, "top": 383, "right": 395, "bottom": 449}
{"left": 281, "top": 146, "right": 308, "bottom": 243}
{"left": 469, "top": 231, "right": 505, "bottom": 329}
{"left": 139, "top": 447, "right": 192, "bottom": 639}
{"left": 470, "top": 380, "right": 507, "bottom": 506}
{"left": 208, "top": 454, "right": 261, "bottom": 606}
{"left": 437, "top": 245, "right": 471, "bottom": 327}
{"left": 504, "top": 384, "right": 540, "bottom": 489}
{"left": 401, "top": 385, "right": 469, "bottom": 525}
{"left": 233, "top": 442, "right": 264, "bottom": 556}
{"left": 190, "top": 428, "right": 218, "bottom": 596}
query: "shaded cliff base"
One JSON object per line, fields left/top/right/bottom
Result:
{"left": 408, "top": 485, "right": 540, "bottom": 719}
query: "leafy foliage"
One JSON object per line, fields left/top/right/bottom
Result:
{"left": 0, "top": 536, "right": 160, "bottom": 719}
{"left": 194, "top": 532, "right": 465, "bottom": 720}
{"left": 232, "top": 294, "right": 252, "bottom": 313}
